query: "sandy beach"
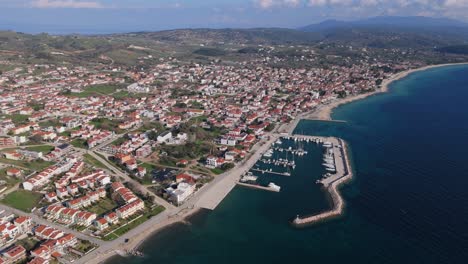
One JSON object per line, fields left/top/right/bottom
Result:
{"left": 87, "top": 62, "right": 468, "bottom": 264}
{"left": 307, "top": 62, "right": 468, "bottom": 121}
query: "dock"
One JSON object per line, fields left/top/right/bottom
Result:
{"left": 237, "top": 182, "right": 279, "bottom": 192}
{"left": 301, "top": 118, "right": 348, "bottom": 123}
{"left": 250, "top": 168, "right": 291, "bottom": 176}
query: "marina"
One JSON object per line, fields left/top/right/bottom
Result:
{"left": 292, "top": 138, "right": 353, "bottom": 226}
{"left": 237, "top": 134, "right": 350, "bottom": 204}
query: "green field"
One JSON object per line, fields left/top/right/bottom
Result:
{"left": 69, "top": 84, "right": 125, "bottom": 98}
{"left": 111, "top": 137, "right": 127, "bottom": 146}
{"left": 1, "top": 190, "right": 43, "bottom": 212}
{"left": 90, "top": 118, "right": 123, "bottom": 133}
{"left": 71, "top": 138, "right": 87, "bottom": 149}
{"left": 87, "top": 197, "right": 118, "bottom": 215}
{"left": 0, "top": 158, "right": 54, "bottom": 171}
{"left": 25, "top": 145, "right": 55, "bottom": 153}
{"left": 2, "top": 114, "right": 30, "bottom": 125}
{"left": 38, "top": 119, "right": 62, "bottom": 128}
{"left": 16, "top": 237, "right": 41, "bottom": 251}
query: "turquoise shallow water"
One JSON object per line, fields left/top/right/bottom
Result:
{"left": 109, "top": 65, "right": 468, "bottom": 264}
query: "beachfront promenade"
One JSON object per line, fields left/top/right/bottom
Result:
{"left": 292, "top": 138, "right": 353, "bottom": 227}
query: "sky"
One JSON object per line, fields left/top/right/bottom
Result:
{"left": 0, "top": 0, "right": 468, "bottom": 34}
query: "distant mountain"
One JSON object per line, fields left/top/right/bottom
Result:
{"left": 300, "top": 16, "right": 468, "bottom": 32}
{"left": 299, "top": 16, "right": 468, "bottom": 48}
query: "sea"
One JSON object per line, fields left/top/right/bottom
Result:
{"left": 108, "top": 65, "right": 468, "bottom": 264}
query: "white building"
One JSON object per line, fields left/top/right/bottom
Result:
{"left": 157, "top": 131, "right": 172, "bottom": 143}
{"left": 166, "top": 182, "right": 196, "bottom": 205}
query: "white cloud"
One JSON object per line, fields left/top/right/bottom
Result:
{"left": 308, "top": 0, "right": 353, "bottom": 7}
{"left": 443, "top": 0, "right": 468, "bottom": 7}
{"left": 256, "top": 0, "right": 275, "bottom": 9}
{"left": 31, "top": 0, "right": 103, "bottom": 8}
{"left": 283, "top": 0, "right": 301, "bottom": 7}
{"left": 360, "top": 0, "right": 379, "bottom": 6}
{"left": 308, "top": 0, "right": 327, "bottom": 6}
{"left": 255, "top": 0, "right": 302, "bottom": 9}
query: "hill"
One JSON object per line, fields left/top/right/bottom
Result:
{"left": 300, "top": 16, "right": 468, "bottom": 48}
{"left": 115, "top": 28, "right": 322, "bottom": 45}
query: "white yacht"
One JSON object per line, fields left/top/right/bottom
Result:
{"left": 240, "top": 175, "right": 258, "bottom": 182}
{"left": 263, "top": 149, "right": 274, "bottom": 158}
{"left": 268, "top": 182, "right": 281, "bottom": 192}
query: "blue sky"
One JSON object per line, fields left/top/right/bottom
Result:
{"left": 1, "top": 0, "right": 468, "bottom": 34}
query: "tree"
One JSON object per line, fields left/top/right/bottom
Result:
{"left": 221, "top": 163, "right": 235, "bottom": 171}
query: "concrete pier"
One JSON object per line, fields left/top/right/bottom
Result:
{"left": 292, "top": 138, "right": 353, "bottom": 227}
{"left": 250, "top": 168, "right": 291, "bottom": 176}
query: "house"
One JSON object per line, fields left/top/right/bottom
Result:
{"left": 94, "top": 218, "right": 109, "bottom": 231}
{"left": 114, "top": 153, "right": 133, "bottom": 164}
{"left": 75, "top": 211, "right": 96, "bottom": 226}
{"left": 224, "top": 151, "right": 238, "bottom": 161}
{"left": 13, "top": 216, "right": 32, "bottom": 234}
{"left": 2, "top": 245, "right": 26, "bottom": 263}
{"left": 33, "top": 225, "right": 64, "bottom": 240}
{"left": 6, "top": 168, "right": 21, "bottom": 178}
{"left": 111, "top": 182, "right": 138, "bottom": 205}
{"left": 175, "top": 173, "right": 195, "bottom": 184}
{"left": 115, "top": 199, "right": 144, "bottom": 219}
{"left": 3, "top": 151, "right": 22, "bottom": 161}
{"left": 28, "top": 256, "right": 49, "bottom": 264}
{"left": 136, "top": 167, "right": 146, "bottom": 178}
{"left": 66, "top": 184, "right": 79, "bottom": 196}
{"left": 56, "top": 187, "right": 69, "bottom": 199}
{"left": 205, "top": 156, "right": 225, "bottom": 169}
{"left": 45, "top": 192, "right": 58, "bottom": 203}
{"left": 104, "top": 212, "right": 119, "bottom": 224}
{"left": 220, "top": 137, "right": 237, "bottom": 146}
{"left": 176, "top": 159, "right": 189, "bottom": 166}
{"left": 135, "top": 144, "right": 152, "bottom": 158}
{"left": 157, "top": 131, "right": 172, "bottom": 143}
{"left": 125, "top": 159, "right": 138, "bottom": 171}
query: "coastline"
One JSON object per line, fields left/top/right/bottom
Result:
{"left": 91, "top": 62, "right": 468, "bottom": 263}
{"left": 88, "top": 207, "right": 201, "bottom": 264}
{"left": 306, "top": 62, "right": 468, "bottom": 121}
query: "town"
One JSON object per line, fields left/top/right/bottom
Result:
{"left": 0, "top": 39, "right": 426, "bottom": 263}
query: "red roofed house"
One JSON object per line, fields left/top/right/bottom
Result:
{"left": 6, "top": 168, "right": 22, "bottom": 178}
{"left": 2, "top": 245, "right": 26, "bottom": 263}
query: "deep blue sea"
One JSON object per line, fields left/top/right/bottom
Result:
{"left": 109, "top": 65, "right": 468, "bottom": 264}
